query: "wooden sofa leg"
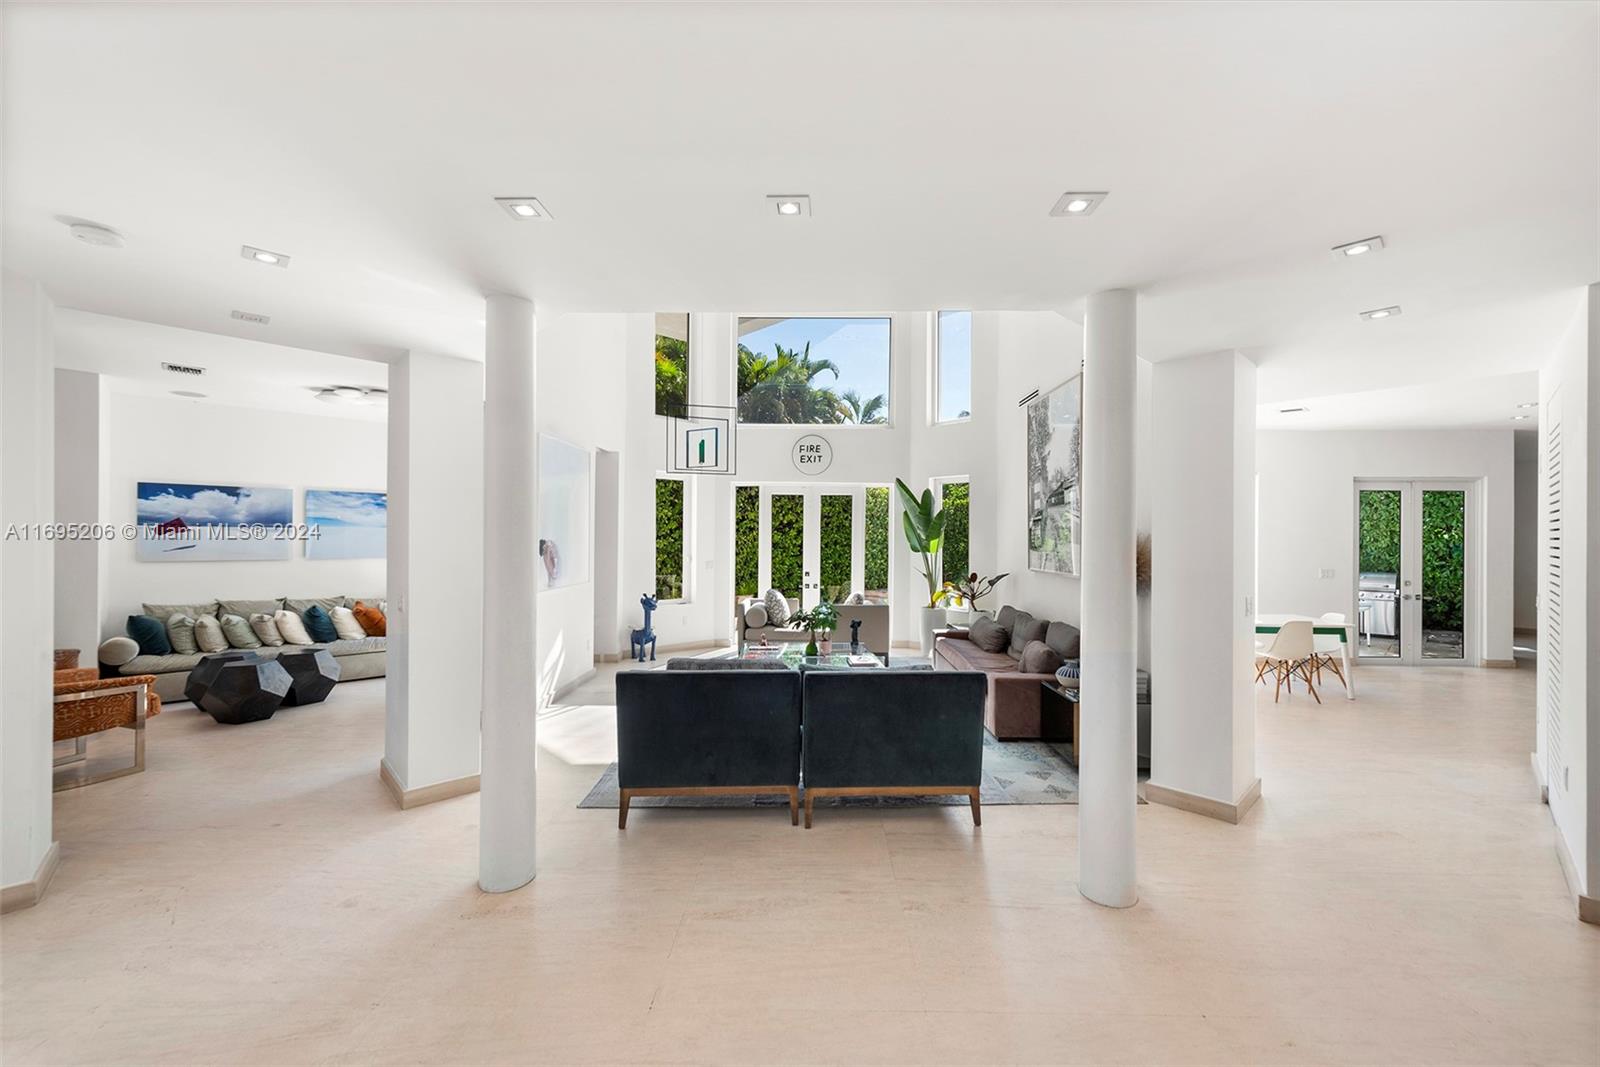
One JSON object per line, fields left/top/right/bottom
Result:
{"left": 804, "top": 791, "right": 814, "bottom": 829}
{"left": 968, "top": 788, "right": 982, "bottom": 827}
{"left": 618, "top": 790, "right": 631, "bottom": 830}
{"left": 789, "top": 787, "right": 799, "bottom": 827}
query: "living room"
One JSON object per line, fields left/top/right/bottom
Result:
{"left": 3, "top": 3, "right": 1597, "bottom": 1064}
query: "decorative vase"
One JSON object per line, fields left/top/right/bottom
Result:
{"left": 919, "top": 606, "right": 947, "bottom": 656}
{"left": 818, "top": 638, "right": 832, "bottom": 656}
{"left": 805, "top": 639, "right": 819, "bottom": 656}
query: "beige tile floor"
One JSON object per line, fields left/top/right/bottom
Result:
{"left": 3, "top": 658, "right": 1597, "bottom": 1065}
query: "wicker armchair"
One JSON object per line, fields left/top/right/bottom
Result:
{"left": 53, "top": 673, "right": 161, "bottom": 791}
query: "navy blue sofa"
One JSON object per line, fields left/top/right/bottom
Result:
{"left": 800, "top": 670, "right": 988, "bottom": 828}
{"left": 614, "top": 668, "right": 802, "bottom": 827}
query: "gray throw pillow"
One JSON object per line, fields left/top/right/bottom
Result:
{"left": 1020, "top": 639, "right": 1065, "bottom": 676}
{"left": 218, "top": 598, "right": 284, "bottom": 619}
{"left": 193, "top": 614, "right": 229, "bottom": 653}
{"left": 1045, "top": 620, "right": 1081, "bottom": 660}
{"left": 743, "top": 601, "right": 769, "bottom": 628}
{"left": 220, "top": 613, "right": 262, "bottom": 649}
{"left": 995, "top": 605, "right": 1018, "bottom": 632}
{"left": 1009, "top": 611, "right": 1047, "bottom": 656}
{"left": 968, "top": 614, "right": 1010, "bottom": 653}
{"left": 284, "top": 597, "right": 347, "bottom": 616}
{"left": 165, "top": 613, "right": 198, "bottom": 655}
{"left": 249, "top": 613, "right": 285, "bottom": 646}
{"left": 145, "top": 601, "right": 218, "bottom": 625}
{"left": 762, "top": 588, "right": 790, "bottom": 627}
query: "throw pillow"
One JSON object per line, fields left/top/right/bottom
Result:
{"left": 968, "top": 614, "right": 1011, "bottom": 653}
{"left": 1045, "top": 620, "right": 1081, "bottom": 660}
{"left": 1019, "top": 638, "right": 1065, "bottom": 677}
{"left": 331, "top": 604, "right": 367, "bottom": 641}
{"left": 99, "top": 635, "right": 140, "bottom": 667}
{"left": 274, "top": 609, "right": 313, "bottom": 646}
{"left": 220, "top": 613, "right": 262, "bottom": 649}
{"left": 743, "top": 601, "right": 769, "bottom": 628}
{"left": 193, "top": 614, "right": 229, "bottom": 653}
{"left": 352, "top": 601, "right": 387, "bottom": 636}
{"left": 1009, "top": 610, "right": 1047, "bottom": 656}
{"left": 165, "top": 613, "right": 198, "bottom": 655}
{"left": 285, "top": 597, "right": 347, "bottom": 617}
{"left": 762, "top": 588, "right": 790, "bottom": 627}
{"left": 143, "top": 601, "right": 219, "bottom": 625}
{"left": 845, "top": 591, "right": 867, "bottom": 605}
{"left": 126, "top": 615, "right": 172, "bottom": 657}
{"left": 303, "top": 604, "right": 339, "bottom": 644}
{"left": 249, "top": 613, "right": 285, "bottom": 646}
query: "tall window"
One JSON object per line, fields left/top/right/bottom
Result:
{"left": 737, "top": 316, "right": 890, "bottom": 425}
{"left": 936, "top": 310, "right": 972, "bottom": 422}
{"left": 655, "top": 477, "right": 685, "bottom": 600}
{"left": 655, "top": 313, "right": 689, "bottom": 417}
{"left": 941, "top": 480, "right": 970, "bottom": 585}
{"left": 819, "top": 493, "right": 852, "bottom": 602}
{"left": 769, "top": 493, "right": 803, "bottom": 598}
{"left": 733, "top": 485, "right": 759, "bottom": 597}
{"left": 864, "top": 485, "right": 890, "bottom": 601}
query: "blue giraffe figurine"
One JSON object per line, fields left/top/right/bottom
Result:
{"left": 630, "top": 593, "right": 659, "bottom": 662}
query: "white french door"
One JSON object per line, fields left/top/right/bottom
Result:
{"left": 1353, "top": 479, "right": 1478, "bottom": 666}
{"left": 756, "top": 484, "right": 866, "bottom": 610}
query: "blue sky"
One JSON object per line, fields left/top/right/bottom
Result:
{"left": 136, "top": 482, "right": 292, "bottom": 527}
{"left": 739, "top": 317, "right": 891, "bottom": 408}
{"left": 305, "top": 489, "right": 387, "bottom": 528}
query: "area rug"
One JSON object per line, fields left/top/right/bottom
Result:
{"left": 579, "top": 734, "right": 1145, "bottom": 810}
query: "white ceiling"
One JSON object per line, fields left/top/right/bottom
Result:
{"left": 4, "top": 2, "right": 1596, "bottom": 429}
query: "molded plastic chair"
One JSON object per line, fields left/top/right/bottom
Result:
{"left": 1312, "top": 612, "right": 1349, "bottom": 693}
{"left": 1255, "top": 620, "right": 1319, "bottom": 704}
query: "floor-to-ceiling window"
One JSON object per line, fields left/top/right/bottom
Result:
{"left": 654, "top": 477, "right": 686, "bottom": 600}
{"left": 864, "top": 485, "right": 890, "bottom": 602}
{"left": 940, "top": 479, "right": 970, "bottom": 585}
{"left": 769, "top": 492, "right": 804, "bottom": 599}
{"left": 733, "top": 484, "right": 759, "bottom": 599}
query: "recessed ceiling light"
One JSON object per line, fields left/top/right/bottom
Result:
{"left": 1279, "top": 406, "right": 1310, "bottom": 414}
{"left": 495, "top": 197, "right": 552, "bottom": 220}
{"left": 1511, "top": 414, "right": 1531, "bottom": 421}
{"left": 1360, "top": 306, "right": 1402, "bottom": 320}
{"left": 241, "top": 244, "right": 289, "bottom": 268}
{"left": 767, "top": 195, "right": 811, "bottom": 217}
{"left": 1049, "top": 191, "right": 1108, "bottom": 217}
{"left": 1332, "top": 235, "right": 1385, "bottom": 258}
{"left": 1517, "top": 402, "right": 1538, "bottom": 409}
{"left": 315, "top": 386, "right": 388, "bottom": 406}
{"left": 171, "top": 390, "right": 207, "bottom": 399}
{"left": 230, "top": 309, "right": 271, "bottom": 325}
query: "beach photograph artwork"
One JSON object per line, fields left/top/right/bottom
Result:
{"left": 135, "top": 481, "right": 293, "bottom": 561}
{"left": 305, "top": 489, "right": 387, "bottom": 560}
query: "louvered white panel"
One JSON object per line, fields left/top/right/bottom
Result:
{"left": 1544, "top": 394, "right": 1563, "bottom": 797}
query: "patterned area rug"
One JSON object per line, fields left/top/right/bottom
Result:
{"left": 578, "top": 734, "right": 1145, "bottom": 810}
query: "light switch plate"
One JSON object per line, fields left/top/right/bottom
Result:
{"left": 1319, "top": 568, "right": 1336, "bottom": 579}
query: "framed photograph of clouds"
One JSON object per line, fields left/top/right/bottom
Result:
{"left": 538, "top": 433, "right": 590, "bottom": 591}
{"left": 135, "top": 481, "right": 293, "bottom": 561}
{"left": 304, "top": 489, "right": 387, "bottom": 560}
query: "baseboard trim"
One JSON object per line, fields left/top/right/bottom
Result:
{"left": 1482, "top": 658, "right": 1516, "bottom": 669}
{"left": 378, "top": 759, "right": 480, "bottom": 810}
{"left": 1144, "top": 778, "right": 1262, "bottom": 825}
{"left": 1, "top": 841, "right": 61, "bottom": 914}
{"left": 1530, "top": 751, "right": 1548, "bottom": 803}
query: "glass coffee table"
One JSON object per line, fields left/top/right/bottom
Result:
{"left": 739, "top": 642, "right": 886, "bottom": 669}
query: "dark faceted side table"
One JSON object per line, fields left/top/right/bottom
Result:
{"left": 276, "top": 646, "right": 341, "bottom": 706}
{"left": 186, "top": 652, "right": 292, "bottom": 725}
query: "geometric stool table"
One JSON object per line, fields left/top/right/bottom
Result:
{"left": 185, "top": 652, "right": 292, "bottom": 725}
{"left": 276, "top": 646, "right": 341, "bottom": 706}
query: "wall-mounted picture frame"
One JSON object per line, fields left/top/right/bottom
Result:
{"left": 1025, "top": 374, "right": 1083, "bottom": 576}
{"left": 538, "top": 433, "right": 591, "bottom": 591}
{"left": 304, "top": 489, "right": 386, "bottom": 560}
{"left": 135, "top": 481, "right": 293, "bottom": 562}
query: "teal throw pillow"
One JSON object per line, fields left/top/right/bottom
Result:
{"left": 303, "top": 604, "right": 339, "bottom": 644}
{"left": 126, "top": 615, "right": 172, "bottom": 656}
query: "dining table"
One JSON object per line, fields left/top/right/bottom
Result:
{"left": 1255, "top": 613, "right": 1356, "bottom": 699}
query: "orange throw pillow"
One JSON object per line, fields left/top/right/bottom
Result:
{"left": 352, "top": 601, "right": 387, "bottom": 636}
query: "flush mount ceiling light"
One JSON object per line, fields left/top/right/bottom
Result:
{"left": 1360, "top": 305, "right": 1402, "bottom": 320}
{"left": 767, "top": 195, "right": 811, "bottom": 217}
{"left": 171, "top": 390, "right": 207, "bottom": 400}
{"left": 1510, "top": 414, "right": 1531, "bottom": 421}
{"left": 1517, "top": 402, "right": 1538, "bottom": 409}
{"left": 66, "top": 221, "right": 125, "bottom": 248}
{"left": 1331, "top": 235, "right": 1385, "bottom": 258}
{"left": 315, "top": 386, "right": 388, "bottom": 406}
{"left": 495, "top": 197, "right": 552, "bottom": 220}
{"left": 1049, "top": 191, "right": 1108, "bottom": 217}
{"left": 241, "top": 244, "right": 289, "bottom": 268}
{"left": 1278, "top": 406, "right": 1310, "bottom": 414}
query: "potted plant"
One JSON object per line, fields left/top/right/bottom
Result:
{"left": 788, "top": 602, "right": 839, "bottom": 656}
{"left": 894, "top": 478, "right": 951, "bottom": 655}
{"left": 942, "top": 572, "right": 1009, "bottom": 620}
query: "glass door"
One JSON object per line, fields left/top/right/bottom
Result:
{"left": 1353, "top": 480, "right": 1475, "bottom": 665}
{"left": 756, "top": 485, "right": 868, "bottom": 612}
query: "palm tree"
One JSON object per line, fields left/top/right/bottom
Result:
{"left": 654, "top": 334, "right": 688, "bottom": 416}
{"left": 737, "top": 341, "right": 848, "bottom": 423}
{"left": 840, "top": 389, "right": 887, "bottom": 425}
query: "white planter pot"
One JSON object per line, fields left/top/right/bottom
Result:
{"left": 919, "top": 607, "right": 948, "bottom": 656}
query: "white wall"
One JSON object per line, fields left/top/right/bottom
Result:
{"left": 54, "top": 369, "right": 108, "bottom": 659}
{"left": 2, "top": 271, "right": 57, "bottom": 894}
{"left": 1534, "top": 285, "right": 1595, "bottom": 899}
{"left": 1255, "top": 429, "right": 1516, "bottom": 663}
{"left": 101, "top": 392, "right": 387, "bottom": 638}
{"left": 1513, "top": 430, "right": 1539, "bottom": 633}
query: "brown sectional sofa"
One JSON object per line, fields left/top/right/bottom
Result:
{"left": 933, "top": 605, "right": 1079, "bottom": 739}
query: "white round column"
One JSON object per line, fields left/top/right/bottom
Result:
{"left": 1077, "top": 288, "right": 1139, "bottom": 908}
{"left": 479, "top": 293, "right": 539, "bottom": 893}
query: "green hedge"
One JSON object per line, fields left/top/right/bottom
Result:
{"left": 865, "top": 486, "right": 889, "bottom": 593}
{"left": 770, "top": 493, "right": 803, "bottom": 597}
{"left": 820, "top": 494, "right": 852, "bottom": 598}
{"left": 654, "top": 478, "right": 684, "bottom": 599}
{"left": 941, "top": 481, "right": 969, "bottom": 584}
{"left": 734, "top": 485, "right": 759, "bottom": 596}
{"left": 1358, "top": 488, "right": 1464, "bottom": 632}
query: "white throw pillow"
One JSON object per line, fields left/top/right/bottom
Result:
{"left": 762, "top": 588, "right": 790, "bottom": 627}
{"left": 331, "top": 604, "right": 367, "bottom": 640}
{"left": 249, "top": 613, "right": 284, "bottom": 646}
{"left": 274, "top": 609, "right": 313, "bottom": 646}
{"left": 193, "top": 614, "right": 229, "bottom": 653}
{"left": 845, "top": 591, "right": 867, "bottom": 606}
{"left": 743, "top": 601, "right": 769, "bottom": 628}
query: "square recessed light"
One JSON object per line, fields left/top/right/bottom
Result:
{"left": 495, "top": 197, "right": 552, "bottom": 220}
{"left": 1359, "top": 305, "right": 1402, "bottom": 320}
{"left": 241, "top": 244, "right": 289, "bottom": 268}
{"left": 1332, "top": 235, "right": 1385, "bottom": 258}
{"left": 1049, "top": 191, "right": 1108, "bottom": 217}
{"left": 767, "top": 195, "right": 811, "bottom": 217}
{"left": 1510, "top": 414, "right": 1532, "bottom": 421}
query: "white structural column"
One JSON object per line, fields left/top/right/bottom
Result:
{"left": 54, "top": 369, "right": 108, "bottom": 660}
{"left": 1077, "top": 288, "right": 1139, "bottom": 908}
{"left": 1148, "top": 351, "right": 1260, "bottom": 822}
{"left": 480, "top": 293, "right": 539, "bottom": 893}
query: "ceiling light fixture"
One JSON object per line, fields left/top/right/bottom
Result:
{"left": 315, "top": 386, "right": 389, "bottom": 406}
{"left": 67, "top": 221, "right": 125, "bottom": 248}
{"left": 1049, "top": 191, "right": 1108, "bottom": 217}
{"left": 171, "top": 390, "right": 207, "bottom": 400}
{"left": 767, "top": 195, "right": 811, "bottom": 217}
{"left": 1331, "top": 235, "right": 1385, "bottom": 258}
{"left": 495, "top": 197, "right": 552, "bottom": 220}
{"left": 241, "top": 244, "right": 289, "bottom": 268}
{"left": 230, "top": 309, "right": 271, "bottom": 325}
{"left": 1360, "top": 305, "right": 1402, "bottom": 320}
{"left": 1511, "top": 414, "right": 1531, "bottom": 421}
{"left": 1517, "top": 402, "right": 1538, "bottom": 409}
{"left": 1279, "top": 406, "right": 1310, "bottom": 414}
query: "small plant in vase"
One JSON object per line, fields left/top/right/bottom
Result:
{"left": 942, "top": 572, "right": 1009, "bottom": 620}
{"left": 789, "top": 602, "right": 839, "bottom": 656}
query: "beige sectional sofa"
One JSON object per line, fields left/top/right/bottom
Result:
{"left": 98, "top": 596, "right": 386, "bottom": 704}
{"left": 736, "top": 598, "right": 891, "bottom": 656}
